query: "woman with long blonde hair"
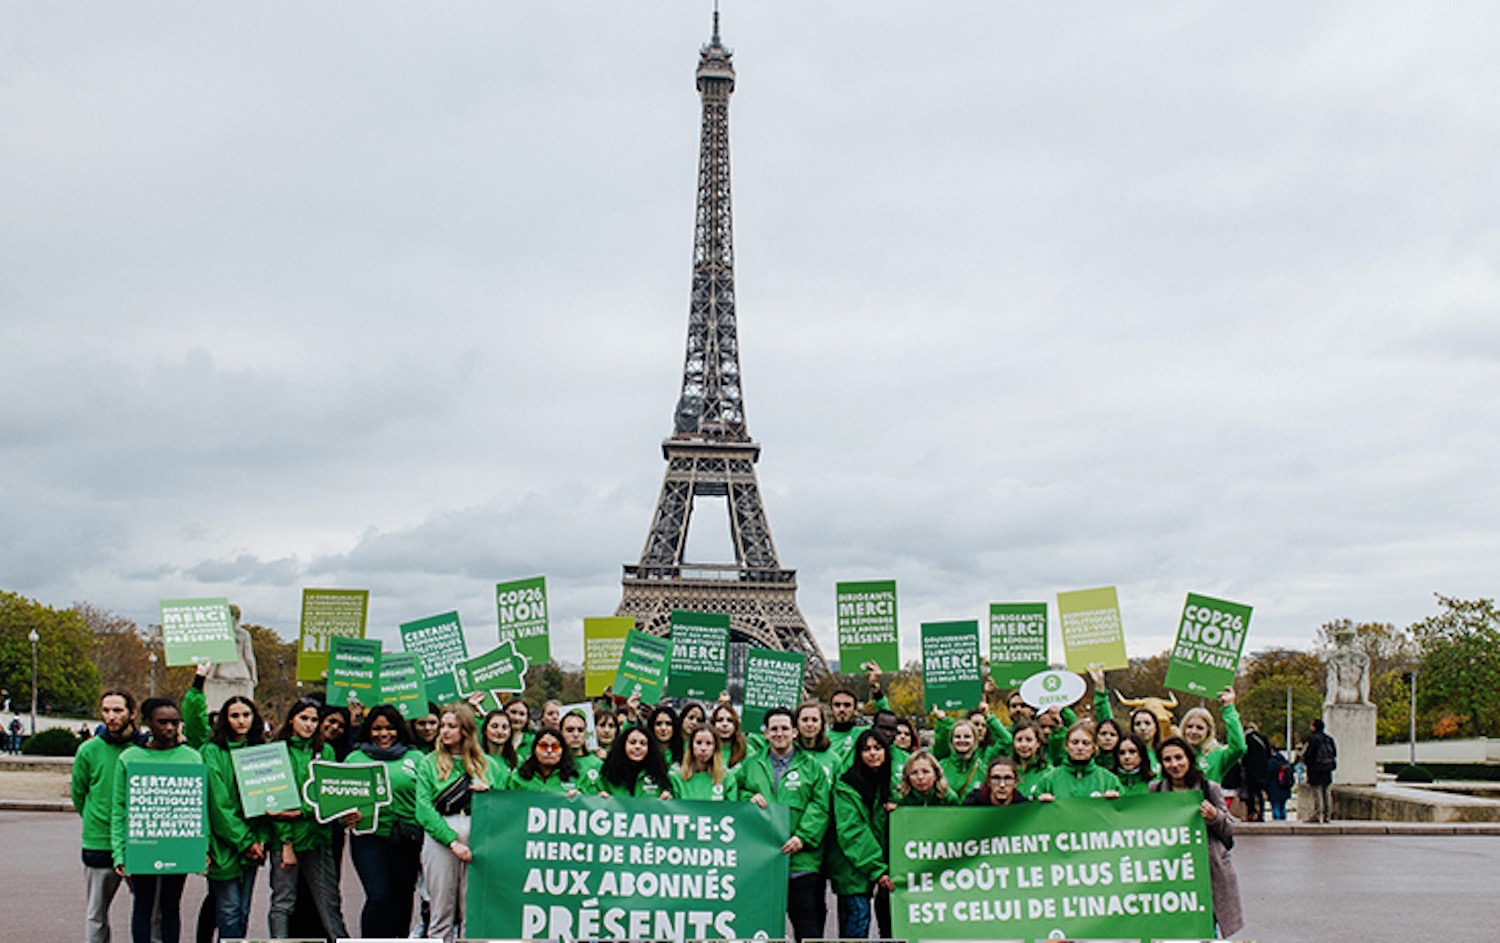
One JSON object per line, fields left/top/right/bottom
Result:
{"left": 669, "top": 727, "right": 736, "bottom": 800}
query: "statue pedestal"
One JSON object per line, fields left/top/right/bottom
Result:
{"left": 1327, "top": 703, "right": 1378, "bottom": 787}
{"left": 204, "top": 678, "right": 254, "bottom": 713}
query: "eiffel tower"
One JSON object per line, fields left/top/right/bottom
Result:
{"left": 616, "top": 14, "right": 830, "bottom": 686}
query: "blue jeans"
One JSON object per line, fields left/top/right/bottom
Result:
{"left": 349, "top": 831, "right": 422, "bottom": 937}
{"left": 837, "top": 892, "right": 873, "bottom": 939}
{"left": 129, "top": 874, "right": 185, "bottom": 943}
{"left": 209, "top": 871, "right": 256, "bottom": 938}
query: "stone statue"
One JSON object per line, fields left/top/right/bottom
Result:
{"left": 1325, "top": 627, "right": 1371, "bottom": 707}
{"left": 204, "top": 604, "right": 258, "bottom": 711}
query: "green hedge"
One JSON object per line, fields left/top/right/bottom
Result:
{"left": 1382, "top": 762, "right": 1500, "bottom": 782}
{"left": 20, "top": 727, "right": 81, "bottom": 757}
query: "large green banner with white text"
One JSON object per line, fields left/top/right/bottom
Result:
{"left": 667, "top": 610, "right": 730, "bottom": 700}
{"left": 892, "top": 792, "right": 1214, "bottom": 942}
{"left": 468, "top": 791, "right": 790, "bottom": 941}
{"left": 836, "top": 579, "right": 900, "bottom": 672}
{"left": 1164, "top": 593, "right": 1253, "bottom": 697}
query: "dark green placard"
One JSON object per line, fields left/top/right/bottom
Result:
{"left": 375, "top": 651, "right": 426, "bottom": 718}
{"left": 989, "top": 602, "right": 1050, "bottom": 689}
{"left": 327, "top": 637, "right": 382, "bottom": 708}
{"left": 742, "top": 648, "right": 806, "bottom": 730}
{"left": 399, "top": 610, "right": 468, "bottom": 708}
{"left": 835, "top": 579, "right": 900, "bottom": 672}
{"left": 496, "top": 575, "right": 550, "bottom": 665}
{"left": 921, "top": 620, "right": 982, "bottom": 712}
{"left": 667, "top": 610, "right": 729, "bottom": 700}
{"left": 122, "top": 761, "right": 208, "bottom": 875}
{"left": 297, "top": 588, "right": 369, "bottom": 682}
{"left": 1164, "top": 593, "right": 1254, "bottom": 697}
{"left": 158, "top": 597, "right": 238, "bottom": 667}
{"left": 468, "top": 791, "right": 790, "bottom": 940}
{"left": 231, "top": 741, "right": 297, "bottom": 817}
{"left": 302, "top": 760, "right": 391, "bottom": 836}
{"left": 613, "top": 630, "right": 672, "bottom": 703}
{"left": 892, "top": 792, "right": 1214, "bottom": 941}
{"left": 454, "top": 641, "right": 530, "bottom": 695}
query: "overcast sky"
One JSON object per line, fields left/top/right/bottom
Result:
{"left": 4, "top": 3, "right": 1498, "bottom": 669}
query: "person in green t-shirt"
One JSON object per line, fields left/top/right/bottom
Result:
{"left": 1034, "top": 721, "right": 1123, "bottom": 801}
{"left": 710, "top": 702, "right": 751, "bottom": 770}
{"left": 74, "top": 688, "right": 140, "bottom": 943}
{"left": 1114, "top": 732, "right": 1156, "bottom": 796}
{"left": 896, "top": 750, "right": 959, "bottom": 807}
{"left": 669, "top": 727, "right": 738, "bottom": 800}
{"left": 560, "top": 710, "right": 603, "bottom": 791}
{"left": 599, "top": 726, "right": 672, "bottom": 798}
{"left": 345, "top": 705, "right": 423, "bottom": 938}
{"left": 480, "top": 707, "right": 520, "bottom": 771}
{"left": 508, "top": 728, "right": 584, "bottom": 795}
{"left": 268, "top": 697, "right": 347, "bottom": 940}
{"left": 200, "top": 694, "right": 273, "bottom": 939}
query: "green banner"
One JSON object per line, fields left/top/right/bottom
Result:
{"left": 989, "top": 602, "right": 1049, "bottom": 690}
{"left": 297, "top": 588, "right": 369, "bottom": 682}
{"left": 231, "top": 741, "right": 297, "bottom": 817}
{"left": 892, "top": 792, "right": 1215, "bottom": 942}
{"left": 667, "top": 610, "right": 730, "bottom": 700}
{"left": 375, "top": 651, "right": 426, "bottom": 719}
{"left": 454, "top": 641, "right": 530, "bottom": 696}
{"left": 585, "top": 616, "right": 635, "bottom": 697}
{"left": 399, "top": 610, "right": 469, "bottom": 708}
{"left": 468, "top": 791, "right": 790, "bottom": 940}
{"left": 1057, "top": 585, "right": 1128, "bottom": 673}
{"left": 742, "top": 648, "right": 806, "bottom": 730}
{"left": 1164, "top": 593, "right": 1253, "bottom": 697}
{"left": 158, "top": 597, "right": 239, "bottom": 667}
{"left": 122, "top": 761, "right": 208, "bottom": 875}
{"left": 921, "top": 620, "right": 983, "bottom": 712}
{"left": 836, "top": 579, "right": 900, "bottom": 671}
{"left": 614, "top": 630, "right": 672, "bottom": 703}
{"left": 302, "top": 760, "right": 391, "bottom": 836}
{"left": 496, "top": 575, "right": 551, "bottom": 665}
{"left": 327, "top": 637, "right": 382, "bottom": 707}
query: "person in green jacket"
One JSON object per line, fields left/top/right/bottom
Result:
{"left": 480, "top": 707, "right": 520, "bottom": 770}
{"left": 109, "top": 697, "right": 204, "bottom": 943}
{"left": 200, "top": 694, "right": 272, "bottom": 939}
{"left": 669, "top": 727, "right": 738, "bottom": 800}
{"left": 599, "top": 726, "right": 672, "bottom": 797}
{"left": 896, "top": 750, "right": 959, "bottom": 807}
{"left": 828, "top": 729, "right": 894, "bottom": 939}
{"left": 411, "top": 704, "right": 441, "bottom": 753}
{"left": 1114, "top": 733, "right": 1156, "bottom": 796}
{"left": 509, "top": 728, "right": 585, "bottom": 795}
{"left": 1180, "top": 688, "right": 1246, "bottom": 783}
{"left": 793, "top": 701, "right": 843, "bottom": 776}
{"left": 74, "top": 687, "right": 140, "bottom": 943}
{"left": 710, "top": 702, "right": 751, "bottom": 770}
{"left": 735, "top": 707, "right": 832, "bottom": 943}
{"left": 345, "top": 705, "right": 423, "bottom": 938}
{"left": 560, "top": 709, "right": 604, "bottom": 791}
{"left": 1035, "top": 721, "right": 1123, "bottom": 800}
{"left": 1010, "top": 720, "right": 1052, "bottom": 798}
{"left": 268, "top": 697, "right": 347, "bottom": 940}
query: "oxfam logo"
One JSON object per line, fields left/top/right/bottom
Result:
{"left": 1043, "top": 674, "right": 1062, "bottom": 693}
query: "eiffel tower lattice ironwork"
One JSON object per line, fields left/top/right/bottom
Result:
{"left": 616, "top": 15, "right": 830, "bottom": 686}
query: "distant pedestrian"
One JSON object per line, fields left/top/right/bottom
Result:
{"left": 1241, "top": 722, "right": 1272, "bottom": 821}
{"left": 1303, "top": 718, "right": 1337, "bottom": 823}
{"left": 1264, "top": 743, "right": 1293, "bottom": 820}
{"left": 8, "top": 716, "right": 22, "bottom": 753}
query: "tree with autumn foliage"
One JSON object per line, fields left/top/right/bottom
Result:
{"left": 1410, "top": 595, "right": 1500, "bottom": 738}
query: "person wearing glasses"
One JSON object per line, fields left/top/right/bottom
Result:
{"left": 507, "top": 728, "right": 583, "bottom": 795}
{"left": 962, "top": 756, "right": 1030, "bottom": 807}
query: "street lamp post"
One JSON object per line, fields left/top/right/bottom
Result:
{"left": 28, "top": 629, "right": 39, "bottom": 737}
{"left": 149, "top": 650, "right": 159, "bottom": 697}
{"left": 1284, "top": 686, "right": 1293, "bottom": 755}
{"left": 1406, "top": 670, "right": 1418, "bottom": 767}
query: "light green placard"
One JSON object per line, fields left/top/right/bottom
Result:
{"left": 1056, "top": 585, "right": 1129, "bottom": 673}
{"left": 122, "top": 761, "right": 208, "bottom": 875}
{"left": 302, "top": 760, "right": 391, "bottom": 836}
{"left": 667, "top": 610, "right": 730, "bottom": 700}
{"left": 1164, "top": 593, "right": 1254, "bottom": 697}
{"left": 920, "top": 620, "right": 983, "bottom": 712}
{"left": 327, "top": 637, "right": 382, "bottom": 708}
{"left": 892, "top": 791, "right": 1214, "bottom": 941}
{"left": 584, "top": 616, "right": 635, "bottom": 697}
{"left": 158, "top": 597, "right": 238, "bottom": 667}
{"left": 231, "top": 741, "right": 297, "bottom": 817}
{"left": 375, "top": 651, "right": 426, "bottom": 718}
{"left": 399, "top": 611, "right": 468, "bottom": 708}
{"left": 613, "top": 630, "right": 672, "bottom": 703}
{"left": 742, "top": 648, "right": 806, "bottom": 730}
{"left": 297, "top": 588, "right": 369, "bottom": 682}
{"left": 835, "top": 579, "right": 900, "bottom": 672}
{"left": 989, "top": 602, "right": 1050, "bottom": 689}
{"left": 496, "top": 576, "right": 550, "bottom": 665}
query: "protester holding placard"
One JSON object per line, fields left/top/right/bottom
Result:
{"left": 1115, "top": 733, "right": 1156, "bottom": 796}
{"left": 895, "top": 750, "right": 958, "bottom": 807}
{"left": 669, "top": 727, "right": 739, "bottom": 800}
{"left": 1150, "top": 736, "right": 1243, "bottom": 936}
{"left": 268, "top": 697, "right": 347, "bottom": 940}
{"left": 73, "top": 689, "right": 141, "bottom": 943}
{"left": 199, "top": 694, "right": 271, "bottom": 938}
{"left": 345, "top": 705, "right": 423, "bottom": 938}
{"left": 1034, "top": 721, "right": 1123, "bottom": 800}
{"left": 710, "top": 702, "right": 750, "bottom": 769}
{"left": 828, "top": 728, "right": 895, "bottom": 939}
{"left": 480, "top": 708, "right": 519, "bottom": 770}
{"left": 1180, "top": 687, "right": 1247, "bottom": 783}
{"left": 560, "top": 710, "right": 603, "bottom": 789}
{"left": 599, "top": 726, "right": 672, "bottom": 798}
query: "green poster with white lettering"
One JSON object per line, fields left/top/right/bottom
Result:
{"left": 742, "top": 648, "right": 806, "bottom": 730}
{"left": 892, "top": 791, "right": 1215, "bottom": 942}
{"left": 1057, "top": 585, "right": 1129, "bottom": 673}
{"left": 496, "top": 575, "right": 550, "bottom": 665}
{"left": 584, "top": 616, "right": 635, "bottom": 697}
{"left": 836, "top": 579, "right": 899, "bottom": 672}
{"left": 302, "top": 760, "right": 391, "bottom": 836}
{"left": 122, "top": 761, "right": 208, "bottom": 875}
{"left": 158, "top": 597, "right": 239, "bottom": 667}
{"left": 454, "top": 641, "right": 530, "bottom": 696}
{"left": 327, "top": 636, "right": 382, "bottom": 708}
{"left": 989, "top": 602, "right": 1050, "bottom": 689}
{"left": 1164, "top": 593, "right": 1253, "bottom": 697}
{"left": 613, "top": 630, "right": 672, "bottom": 703}
{"left": 667, "top": 610, "right": 729, "bottom": 700}
{"left": 921, "top": 620, "right": 982, "bottom": 712}
{"left": 376, "top": 651, "right": 426, "bottom": 718}
{"left": 231, "top": 741, "right": 297, "bottom": 817}
{"left": 297, "top": 588, "right": 369, "bottom": 682}
{"left": 399, "top": 610, "right": 468, "bottom": 708}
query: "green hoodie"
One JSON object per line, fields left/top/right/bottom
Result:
{"left": 414, "top": 751, "right": 503, "bottom": 846}
{"left": 1115, "top": 764, "right": 1154, "bottom": 797}
{"left": 1198, "top": 704, "right": 1247, "bottom": 783}
{"left": 933, "top": 713, "right": 1013, "bottom": 761}
{"left": 826, "top": 777, "right": 889, "bottom": 895}
{"left": 345, "top": 745, "right": 420, "bottom": 837}
{"left": 109, "top": 743, "right": 204, "bottom": 870}
{"left": 733, "top": 747, "right": 831, "bottom": 874}
{"left": 72, "top": 729, "right": 137, "bottom": 852}
{"left": 668, "top": 767, "right": 738, "bottom": 801}
{"left": 274, "top": 736, "right": 334, "bottom": 852}
{"left": 201, "top": 739, "right": 273, "bottom": 880}
{"left": 1034, "top": 758, "right": 1122, "bottom": 799}
{"left": 896, "top": 785, "right": 959, "bottom": 807}
{"left": 1015, "top": 753, "right": 1051, "bottom": 799}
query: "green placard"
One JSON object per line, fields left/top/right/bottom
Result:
{"left": 614, "top": 630, "right": 672, "bottom": 703}
{"left": 989, "top": 602, "right": 1050, "bottom": 689}
{"left": 376, "top": 651, "right": 426, "bottom": 718}
{"left": 468, "top": 791, "right": 790, "bottom": 940}
{"left": 297, "top": 588, "right": 369, "bottom": 682}
{"left": 584, "top": 616, "right": 635, "bottom": 697}
{"left": 892, "top": 792, "right": 1215, "bottom": 941}
{"left": 742, "top": 648, "right": 806, "bottom": 730}
{"left": 399, "top": 611, "right": 469, "bottom": 708}
{"left": 122, "top": 761, "right": 208, "bottom": 875}
{"left": 1057, "top": 585, "right": 1129, "bottom": 673}
{"left": 327, "top": 637, "right": 382, "bottom": 708}
{"left": 302, "top": 760, "right": 391, "bottom": 836}
{"left": 158, "top": 597, "right": 239, "bottom": 667}
{"left": 496, "top": 575, "right": 550, "bottom": 665}
{"left": 454, "top": 641, "right": 530, "bottom": 696}
{"left": 835, "top": 579, "right": 900, "bottom": 672}
{"left": 667, "top": 611, "right": 729, "bottom": 700}
{"left": 921, "top": 620, "right": 982, "bottom": 712}
{"left": 231, "top": 741, "right": 297, "bottom": 817}
{"left": 1164, "top": 593, "right": 1254, "bottom": 697}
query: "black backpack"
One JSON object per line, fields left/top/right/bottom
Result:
{"left": 1308, "top": 735, "right": 1337, "bottom": 771}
